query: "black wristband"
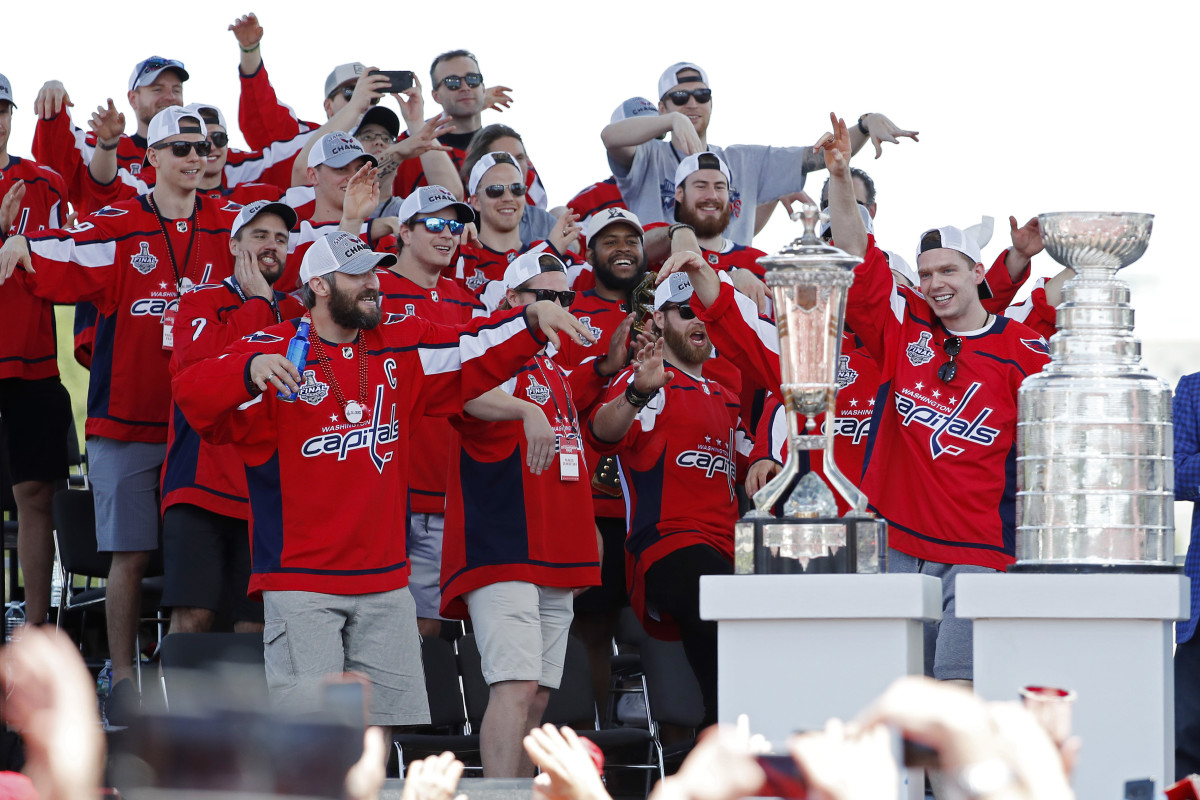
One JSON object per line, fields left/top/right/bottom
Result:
{"left": 667, "top": 223, "right": 695, "bottom": 241}
{"left": 240, "top": 42, "right": 261, "bottom": 53}
{"left": 857, "top": 114, "right": 872, "bottom": 136}
{"left": 97, "top": 141, "right": 119, "bottom": 151}
{"left": 624, "top": 384, "right": 656, "bottom": 408}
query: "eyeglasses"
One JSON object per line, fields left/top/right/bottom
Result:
{"left": 335, "top": 86, "right": 380, "bottom": 105}
{"left": 436, "top": 73, "right": 483, "bottom": 91}
{"left": 937, "top": 336, "right": 962, "bottom": 383}
{"left": 519, "top": 288, "right": 575, "bottom": 307}
{"left": 357, "top": 132, "right": 393, "bottom": 145}
{"left": 483, "top": 183, "right": 526, "bottom": 199}
{"left": 663, "top": 304, "right": 698, "bottom": 320}
{"left": 419, "top": 217, "right": 465, "bottom": 235}
{"left": 208, "top": 131, "right": 229, "bottom": 149}
{"left": 664, "top": 88, "right": 712, "bottom": 106}
{"left": 152, "top": 140, "right": 212, "bottom": 157}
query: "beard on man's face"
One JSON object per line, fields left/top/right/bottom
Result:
{"left": 675, "top": 191, "right": 731, "bottom": 239}
{"left": 590, "top": 251, "right": 646, "bottom": 293}
{"left": 326, "top": 274, "right": 382, "bottom": 330}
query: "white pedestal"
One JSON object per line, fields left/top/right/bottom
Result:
{"left": 958, "top": 573, "right": 1188, "bottom": 800}
{"left": 701, "top": 574, "right": 941, "bottom": 800}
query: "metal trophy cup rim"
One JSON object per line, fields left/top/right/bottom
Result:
{"left": 1037, "top": 212, "right": 1154, "bottom": 271}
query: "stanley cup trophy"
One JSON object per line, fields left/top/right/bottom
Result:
{"left": 1014, "top": 212, "right": 1175, "bottom": 572}
{"left": 734, "top": 206, "right": 886, "bottom": 575}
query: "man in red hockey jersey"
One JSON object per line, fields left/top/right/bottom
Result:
{"left": 171, "top": 230, "right": 595, "bottom": 727}
{"left": 0, "top": 106, "right": 240, "bottom": 721}
{"left": 162, "top": 200, "right": 302, "bottom": 635}
{"left": 0, "top": 73, "right": 74, "bottom": 628}
{"left": 668, "top": 152, "right": 768, "bottom": 278}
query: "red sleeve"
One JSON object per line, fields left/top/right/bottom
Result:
{"left": 31, "top": 111, "right": 86, "bottom": 206}
{"left": 844, "top": 238, "right": 905, "bottom": 369}
{"left": 22, "top": 219, "right": 120, "bottom": 307}
{"left": 170, "top": 287, "right": 290, "bottom": 375}
{"left": 172, "top": 334, "right": 272, "bottom": 447}
{"left": 238, "top": 61, "right": 315, "bottom": 151}
{"left": 750, "top": 392, "right": 785, "bottom": 465}
{"left": 694, "top": 280, "right": 781, "bottom": 391}
{"left": 981, "top": 248, "right": 1030, "bottom": 312}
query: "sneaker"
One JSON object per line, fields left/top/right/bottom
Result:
{"left": 105, "top": 678, "right": 140, "bottom": 728}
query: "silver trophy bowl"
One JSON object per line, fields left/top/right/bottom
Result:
{"left": 1014, "top": 212, "right": 1175, "bottom": 572}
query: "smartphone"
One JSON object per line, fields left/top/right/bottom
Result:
{"left": 323, "top": 678, "right": 366, "bottom": 729}
{"left": 369, "top": 70, "right": 414, "bottom": 93}
{"left": 756, "top": 754, "right": 808, "bottom": 799}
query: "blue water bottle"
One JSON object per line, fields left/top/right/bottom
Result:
{"left": 278, "top": 317, "right": 311, "bottom": 401}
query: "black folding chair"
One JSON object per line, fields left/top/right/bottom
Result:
{"left": 157, "top": 631, "right": 268, "bottom": 714}
{"left": 393, "top": 635, "right": 481, "bottom": 775}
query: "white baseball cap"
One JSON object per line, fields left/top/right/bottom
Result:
{"left": 396, "top": 185, "right": 474, "bottom": 225}
{"left": 916, "top": 225, "right": 993, "bottom": 299}
{"left": 467, "top": 152, "right": 523, "bottom": 197}
{"left": 299, "top": 231, "right": 396, "bottom": 284}
{"left": 654, "top": 271, "right": 694, "bottom": 310}
{"left": 230, "top": 200, "right": 299, "bottom": 240}
{"left": 673, "top": 152, "right": 732, "bottom": 192}
{"left": 129, "top": 56, "right": 189, "bottom": 93}
{"left": 883, "top": 250, "right": 918, "bottom": 287}
{"left": 819, "top": 203, "right": 875, "bottom": 239}
{"left": 324, "top": 63, "right": 366, "bottom": 99}
{"left": 146, "top": 106, "right": 207, "bottom": 147}
{"left": 657, "top": 62, "right": 709, "bottom": 100}
{"left": 183, "top": 103, "right": 227, "bottom": 130}
{"left": 585, "top": 207, "right": 643, "bottom": 247}
{"left": 610, "top": 96, "right": 657, "bottom": 125}
{"left": 503, "top": 251, "right": 567, "bottom": 291}
{"left": 308, "top": 132, "right": 377, "bottom": 169}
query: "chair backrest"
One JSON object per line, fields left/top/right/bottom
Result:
{"left": 158, "top": 632, "right": 268, "bottom": 713}
{"left": 456, "top": 634, "right": 491, "bottom": 729}
{"left": 421, "top": 635, "right": 468, "bottom": 731}
{"left": 542, "top": 635, "right": 598, "bottom": 730}
{"left": 640, "top": 637, "right": 705, "bottom": 730}
{"left": 52, "top": 488, "right": 110, "bottom": 578}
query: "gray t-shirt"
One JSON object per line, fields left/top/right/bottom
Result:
{"left": 609, "top": 139, "right": 819, "bottom": 246}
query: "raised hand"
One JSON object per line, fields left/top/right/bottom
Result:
{"left": 396, "top": 77, "right": 427, "bottom": 132}
{"left": 526, "top": 300, "right": 598, "bottom": 351}
{"left": 0, "top": 180, "right": 27, "bottom": 234}
{"left": 860, "top": 113, "right": 919, "bottom": 159}
{"left": 88, "top": 99, "right": 125, "bottom": 145}
{"left": 1009, "top": 215, "right": 1044, "bottom": 261}
{"left": 34, "top": 80, "right": 71, "bottom": 120}
{"left": 670, "top": 112, "right": 704, "bottom": 155}
{"left": 390, "top": 115, "right": 454, "bottom": 162}
{"left": 228, "top": 12, "right": 263, "bottom": 49}
{"left": 814, "top": 113, "right": 852, "bottom": 179}
{"left": 484, "top": 85, "right": 514, "bottom": 113}
{"left": 350, "top": 68, "right": 391, "bottom": 115}
{"left": 343, "top": 163, "right": 381, "bottom": 221}
{"left": 631, "top": 338, "right": 674, "bottom": 394}
{"left": 548, "top": 210, "right": 582, "bottom": 255}
{"left": 596, "top": 313, "right": 636, "bottom": 377}
{"left": 523, "top": 724, "right": 611, "bottom": 800}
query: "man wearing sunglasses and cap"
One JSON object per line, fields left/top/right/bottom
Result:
{"left": 161, "top": 200, "right": 304, "bottom": 636}
{"left": 602, "top": 61, "right": 918, "bottom": 247}
{"left": 0, "top": 73, "right": 74, "bottom": 632}
{"left": 0, "top": 105, "right": 241, "bottom": 722}
{"left": 173, "top": 229, "right": 596, "bottom": 729}
{"left": 587, "top": 271, "right": 755, "bottom": 726}
{"left": 377, "top": 185, "right": 482, "bottom": 637}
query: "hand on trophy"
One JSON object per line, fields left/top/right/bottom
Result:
{"left": 656, "top": 250, "right": 721, "bottom": 308}
{"left": 746, "top": 459, "right": 783, "bottom": 495}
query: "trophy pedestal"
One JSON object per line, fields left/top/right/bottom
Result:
{"left": 701, "top": 574, "right": 941, "bottom": 800}
{"left": 734, "top": 516, "right": 886, "bottom": 575}
{"left": 958, "top": 573, "right": 1188, "bottom": 799}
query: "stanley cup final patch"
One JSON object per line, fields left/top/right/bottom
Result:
{"left": 131, "top": 242, "right": 159, "bottom": 274}
{"left": 905, "top": 331, "right": 936, "bottom": 366}
{"left": 525, "top": 375, "right": 551, "bottom": 405}
{"left": 297, "top": 370, "right": 330, "bottom": 405}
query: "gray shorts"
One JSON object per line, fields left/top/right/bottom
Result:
{"left": 465, "top": 581, "right": 573, "bottom": 688}
{"left": 407, "top": 512, "right": 447, "bottom": 620}
{"left": 87, "top": 436, "right": 166, "bottom": 552}
{"left": 887, "top": 548, "right": 997, "bottom": 681}
{"left": 262, "top": 587, "right": 430, "bottom": 726}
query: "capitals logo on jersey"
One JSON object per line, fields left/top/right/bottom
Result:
{"left": 297, "top": 370, "right": 329, "bottom": 406}
{"left": 130, "top": 242, "right": 158, "bottom": 275}
{"left": 525, "top": 375, "right": 551, "bottom": 405}
{"left": 836, "top": 355, "right": 858, "bottom": 389}
{"left": 244, "top": 331, "right": 284, "bottom": 344}
{"left": 577, "top": 317, "right": 602, "bottom": 345}
{"left": 301, "top": 383, "right": 399, "bottom": 474}
{"left": 894, "top": 381, "right": 1001, "bottom": 459}
{"left": 1022, "top": 337, "right": 1050, "bottom": 355}
{"left": 905, "top": 331, "right": 936, "bottom": 366}
{"left": 675, "top": 428, "right": 737, "bottom": 502}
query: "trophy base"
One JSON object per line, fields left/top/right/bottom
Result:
{"left": 734, "top": 516, "right": 886, "bottom": 575}
{"left": 1008, "top": 562, "right": 1181, "bottom": 575}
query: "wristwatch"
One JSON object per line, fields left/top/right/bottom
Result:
{"left": 857, "top": 114, "right": 873, "bottom": 135}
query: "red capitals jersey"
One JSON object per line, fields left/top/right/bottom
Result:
{"left": 0, "top": 157, "right": 69, "bottom": 380}
{"left": 441, "top": 354, "right": 601, "bottom": 618}
{"left": 172, "top": 308, "right": 551, "bottom": 597}
{"left": 846, "top": 240, "right": 1050, "bottom": 570}
{"left": 1003, "top": 277, "right": 1058, "bottom": 340}
{"left": 163, "top": 278, "right": 305, "bottom": 519}
{"left": 275, "top": 218, "right": 387, "bottom": 292}
{"left": 392, "top": 133, "right": 548, "bottom": 210}
{"left": 237, "top": 62, "right": 320, "bottom": 151}
{"left": 567, "top": 177, "right": 626, "bottom": 227}
{"left": 587, "top": 365, "right": 751, "bottom": 640}
{"left": 23, "top": 195, "right": 238, "bottom": 442}
{"left": 84, "top": 160, "right": 286, "bottom": 210}
{"left": 32, "top": 110, "right": 147, "bottom": 213}
{"left": 377, "top": 268, "right": 485, "bottom": 514}
{"left": 699, "top": 240, "right": 768, "bottom": 279}
{"left": 451, "top": 239, "right": 557, "bottom": 307}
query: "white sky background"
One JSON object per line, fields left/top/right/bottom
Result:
{"left": 2, "top": 0, "right": 1196, "bottom": 352}
{"left": 6, "top": 0, "right": 1198, "bottom": 534}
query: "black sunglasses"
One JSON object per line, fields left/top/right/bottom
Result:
{"left": 153, "top": 140, "right": 211, "bottom": 157}
{"left": 437, "top": 73, "right": 483, "bottom": 91}
{"left": 208, "top": 131, "right": 229, "bottom": 149}
{"left": 937, "top": 336, "right": 962, "bottom": 384}
{"left": 483, "top": 183, "right": 526, "bottom": 199}
{"left": 335, "top": 86, "right": 380, "bottom": 105}
{"left": 664, "top": 88, "right": 712, "bottom": 106}
{"left": 419, "top": 217, "right": 465, "bottom": 235}
{"left": 520, "top": 288, "right": 575, "bottom": 306}
{"left": 664, "top": 303, "right": 698, "bottom": 320}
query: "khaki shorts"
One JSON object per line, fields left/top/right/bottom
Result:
{"left": 262, "top": 587, "right": 430, "bottom": 726}
{"left": 466, "top": 581, "right": 573, "bottom": 689}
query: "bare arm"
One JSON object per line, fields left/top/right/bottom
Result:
{"left": 85, "top": 100, "right": 126, "bottom": 186}
{"left": 1043, "top": 266, "right": 1075, "bottom": 308}
{"left": 819, "top": 113, "right": 867, "bottom": 259}
{"left": 291, "top": 70, "right": 391, "bottom": 186}
{"left": 464, "top": 388, "right": 557, "bottom": 475}
{"left": 846, "top": 112, "right": 920, "bottom": 160}
{"left": 230, "top": 13, "right": 264, "bottom": 75}
{"left": 601, "top": 112, "right": 701, "bottom": 169}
